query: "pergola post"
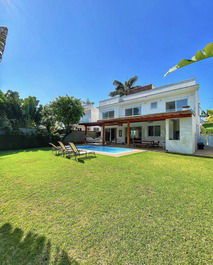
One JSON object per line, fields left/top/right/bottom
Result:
{"left": 127, "top": 121, "right": 130, "bottom": 146}
{"left": 85, "top": 125, "right": 87, "bottom": 135}
{"left": 102, "top": 125, "right": 105, "bottom": 145}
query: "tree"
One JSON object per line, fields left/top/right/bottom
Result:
{"left": 109, "top": 76, "right": 138, "bottom": 97}
{"left": 40, "top": 104, "right": 56, "bottom": 133}
{"left": 164, "top": 42, "right": 213, "bottom": 76}
{"left": 22, "top": 96, "right": 42, "bottom": 127}
{"left": 50, "top": 96, "right": 84, "bottom": 133}
{"left": 0, "top": 27, "right": 8, "bottom": 60}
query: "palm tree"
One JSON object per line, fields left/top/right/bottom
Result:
{"left": 0, "top": 27, "right": 8, "bottom": 61}
{"left": 109, "top": 75, "right": 138, "bottom": 97}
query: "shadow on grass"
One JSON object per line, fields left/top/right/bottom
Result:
{"left": 66, "top": 155, "right": 96, "bottom": 164}
{"left": 0, "top": 223, "right": 79, "bottom": 265}
{"left": 0, "top": 147, "right": 50, "bottom": 157}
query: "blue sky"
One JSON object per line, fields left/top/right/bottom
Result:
{"left": 0, "top": 0, "right": 213, "bottom": 110}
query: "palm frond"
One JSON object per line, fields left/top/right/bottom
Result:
{"left": 0, "top": 27, "right": 8, "bottom": 60}
{"left": 164, "top": 42, "right": 213, "bottom": 77}
{"left": 127, "top": 75, "right": 138, "bottom": 87}
{"left": 113, "top": 80, "right": 124, "bottom": 87}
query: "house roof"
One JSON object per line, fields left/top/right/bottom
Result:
{"left": 79, "top": 110, "right": 194, "bottom": 126}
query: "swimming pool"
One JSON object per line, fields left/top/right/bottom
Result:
{"left": 77, "top": 145, "right": 136, "bottom": 155}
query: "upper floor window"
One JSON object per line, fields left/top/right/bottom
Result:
{"left": 151, "top": 102, "right": 157, "bottom": 109}
{"left": 125, "top": 107, "right": 141, "bottom": 116}
{"left": 148, "top": 125, "right": 161, "bottom": 137}
{"left": 166, "top": 98, "right": 188, "bottom": 112}
{"left": 102, "top": 110, "right": 114, "bottom": 119}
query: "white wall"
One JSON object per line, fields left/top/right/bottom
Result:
{"left": 166, "top": 117, "right": 196, "bottom": 154}
{"left": 99, "top": 91, "right": 198, "bottom": 119}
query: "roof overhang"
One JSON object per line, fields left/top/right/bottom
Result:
{"left": 79, "top": 110, "right": 194, "bottom": 126}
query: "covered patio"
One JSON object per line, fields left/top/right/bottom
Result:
{"left": 79, "top": 110, "right": 194, "bottom": 152}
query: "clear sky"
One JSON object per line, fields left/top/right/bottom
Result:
{"left": 0, "top": 0, "right": 213, "bottom": 110}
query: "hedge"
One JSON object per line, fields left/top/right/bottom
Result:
{"left": 0, "top": 135, "right": 51, "bottom": 150}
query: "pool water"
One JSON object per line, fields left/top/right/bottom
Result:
{"left": 77, "top": 145, "right": 135, "bottom": 154}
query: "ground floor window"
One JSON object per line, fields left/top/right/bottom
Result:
{"left": 169, "top": 119, "right": 180, "bottom": 140}
{"left": 148, "top": 125, "right": 161, "bottom": 136}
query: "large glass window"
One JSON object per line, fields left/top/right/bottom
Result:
{"left": 102, "top": 110, "right": 114, "bottom": 119}
{"left": 169, "top": 119, "right": 180, "bottom": 140}
{"left": 176, "top": 99, "right": 188, "bottom": 111}
{"left": 166, "top": 99, "right": 188, "bottom": 112}
{"left": 148, "top": 125, "right": 161, "bottom": 136}
{"left": 125, "top": 107, "right": 141, "bottom": 116}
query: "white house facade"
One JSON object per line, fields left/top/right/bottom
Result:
{"left": 79, "top": 103, "right": 100, "bottom": 131}
{"left": 80, "top": 79, "right": 200, "bottom": 154}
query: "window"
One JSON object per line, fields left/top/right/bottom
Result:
{"left": 169, "top": 119, "right": 180, "bottom": 140}
{"left": 166, "top": 101, "right": 176, "bottom": 112}
{"left": 148, "top": 125, "right": 161, "bottom": 136}
{"left": 176, "top": 99, "right": 188, "bottom": 111}
{"left": 119, "top": 130, "right": 122, "bottom": 137}
{"left": 166, "top": 98, "right": 188, "bottom": 112}
{"left": 102, "top": 110, "right": 114, "bottom": 119}
{"left": 125, "top": 107, "right": 141, "bottom": 116}
{"left": 151, "top": 102, "right": 157, "bottom": 109}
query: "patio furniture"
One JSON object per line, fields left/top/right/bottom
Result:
{"left": 69, "top": 142, "right": 96, "bottom": 160}
{"left": 134, "top": 140, "right": 160, "bottom": 148}
{"left": 49, "top": 143, "right": 63, "bottom": 155}
{"left": 58, "top": 141, "right": 73, "bottom": 156}
{"left": 86, "top": 136, "right": 102, "bottom": 143}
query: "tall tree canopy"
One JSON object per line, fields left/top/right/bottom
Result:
{"left": 0, "top": 90, "right": 42, "bottom": 128}
{"left": 109, "top": 76, "right": 138, "bottom": 97}
{"left": 50, "top": 96, "right": 84, "bottom": 133}
{"left": 164, "top": 42, "right": 213, "bottom": 77}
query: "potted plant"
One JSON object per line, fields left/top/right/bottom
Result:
{"left": 197, "top": 142, "right": 205, "bottom": 150}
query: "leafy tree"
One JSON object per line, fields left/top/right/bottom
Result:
{"left": 164, "top": 42, "right": 213, "bottom": 76}
{"left": 50, "top": 96, "right": 84, "bottom": 133}
{"left": 109, "top": 76, "right": 138, "bottom": 97}
{"left": 22, "top": 96, "right": 42, "bottom": 127}
{"left": 40, "top": 104, "right": 56, "bottom": 133}
{"left": 82, "top": 98, "right": 94, "bottom": 105}
{"left": 0, "top": 27, "right": 8, "bottom": 60}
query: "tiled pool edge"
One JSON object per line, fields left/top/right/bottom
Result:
{"left": 80, "top": 148, "right": 146, "bottom": 157}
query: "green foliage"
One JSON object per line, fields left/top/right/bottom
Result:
{"left": 165, "top": 42, "right": 213, "bottom": 76}
{"left": 50, "top": 96, "right": 84, "bottom": 133}
{"left": 0, "top": 27, "right": 8, "bottom": 60}
{"left": 0, "top": 149, "right": 212, "bottom": 264}
{"left": 109, "top": 75, "right": 138, "bottom": 97}
{"left": 40, "top": 104, "right": 56, "bottom": 133}
{"left": 0, "top": 90, "right": 42, "bottom": 129}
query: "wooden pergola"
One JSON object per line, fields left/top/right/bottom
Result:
{"left": 79, "top": 110, "right": 194, "bottom": 146}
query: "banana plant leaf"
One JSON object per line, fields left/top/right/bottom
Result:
{"left": 0, "top": 27, "right": 8, "bottom": 60}
{"left": 164, "top": 42, "right": 213, "bottom": 77}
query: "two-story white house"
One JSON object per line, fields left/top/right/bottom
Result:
{"left": 80, "top": 78, "right": 200, "bottom": 154}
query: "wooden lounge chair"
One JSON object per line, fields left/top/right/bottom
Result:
{"left": 69, "top": 142, "right": 96, "bottom": 160}
{"left": 49, "top": 143, "right": 63, "bottom": 155}
{"left": 58, "top": 141, "right": 73, "bottom": 157}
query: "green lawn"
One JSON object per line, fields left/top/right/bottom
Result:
{"left": 0, "top": 149, "right": 212, "bottom": 265}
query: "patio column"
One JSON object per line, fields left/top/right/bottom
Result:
{"left": 127, "top": 121, "right": 130, "bottom": 146}
{"left": 102, "top": 125, "right": 105, "bottom": 145}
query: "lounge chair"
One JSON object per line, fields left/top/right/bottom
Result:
{"left": 58, "top": 141, "right": 73, "bottom": 157}
{"left": 86, "top": 136, "right": 102, "bottom": 143}
{"left": 69, "top": 142, "right": 96, "bottom": 160}
{"left": 49, "top": 143, "right": 63, "bottom": 155}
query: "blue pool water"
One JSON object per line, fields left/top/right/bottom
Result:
{"left": 77, "top": 145, "right": 135, "bottom": 154}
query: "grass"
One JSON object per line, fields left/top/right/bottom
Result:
{"left": 0, "top": 148, "right": 212, "bottom": 264}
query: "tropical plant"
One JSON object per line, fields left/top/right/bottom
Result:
{"left": 50, "top": 96, "right": 84, "bottom": 134}
{"left": 164, "top": 42, "right": 213, "bottom": 76}
{"left": 0, "top": 27, "right": 8, "bottom": 60}
{"left": 109, "top": 76, "right": 138, "bottom": 97}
